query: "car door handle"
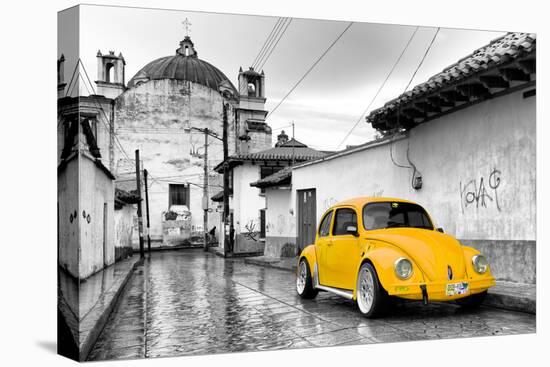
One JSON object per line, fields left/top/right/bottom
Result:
{"left": 327, "top": 241, "right": 333, "bottom": 247}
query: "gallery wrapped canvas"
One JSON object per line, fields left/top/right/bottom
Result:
{"left": 57, "top": 4, "right": 536, "bottom": 362}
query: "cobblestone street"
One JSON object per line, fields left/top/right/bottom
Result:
{"left": 88, "top": 249, "right": 536, "bottom": 361}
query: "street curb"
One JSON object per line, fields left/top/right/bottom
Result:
{"left": 485, "top": 291, "right": 536, "bottom": 314}
{"left": 243, "top": 258, "right": 535, "bottom": 314}
{"left": 244, "top": 258, "right": 296, "bottom": 273}
{"left": 79, "top": 257, "right": 143, "bottom": 361}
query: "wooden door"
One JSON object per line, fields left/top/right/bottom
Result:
{"left": 297, "top": 189, "right": 317, "bottom": 253}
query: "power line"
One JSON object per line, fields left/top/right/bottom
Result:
{"left": 336, "top": 26, "right": 420, "bottom": 149}
{"left": 402, "top": 27, "right": 440, "bottom": 94}
{"left": 64, "top": 60, "right": 80, "bottom": 98}
{"left": 256, "top": 18, "right": 293, "bottom": 71}
{"left": 266, "top": 22, "right": 354, "bottom": 121}
{"left": 252, "top": 17, "right": 284, "bottom": 69}
{"left": 78, "top": 59, "right": 134, "bottom": 163}
{"left": 78, "top": 72, "right": 132, "bottom": 163}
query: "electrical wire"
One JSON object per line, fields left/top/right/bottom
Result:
{"left": 78, "top": 60, "right": 134, "bottom": 163}
{"left": 256, "top": 18, "right": 293, "bottom": 71}
{"left": 388, "top": 28, "right": 440, "bottom": 189}
{"left": 336, "top": 26, "right": 419, "bottom": 149}
{"left": 402, "top": 27, "right": 440, "bottom": 94}
{"left": 78, "top": 73, "right": 133, "bottom": 163}
{"left": 266, "top": 22, "right": 354, "bottom": 121}
{"left": 252, "top": 17, "right": 284, "bottom": 69}
{"left": 64, "top": 60, "right": 79, "bottom": 98}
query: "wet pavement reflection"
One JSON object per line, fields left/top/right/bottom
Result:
{"left": 88, "top": 249, "right": 536, "bottom": 361}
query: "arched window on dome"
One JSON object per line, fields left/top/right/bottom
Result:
{"left": 105, "top": 63, "right": 115, "bottom": 83}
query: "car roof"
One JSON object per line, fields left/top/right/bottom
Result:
{"left": 328, "top": 196, "right": 418, "bottom": 210}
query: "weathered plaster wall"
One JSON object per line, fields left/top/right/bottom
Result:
{"left": 114, "top": 79, "right": 236, "bottom": 244}
{"left": 114, "top": 204, "right": 135, "bottom": 261}
{"left": 264, "top": 187, "right": 296, "bottom": 257}
{"left": 58, "top": 156, "right": 80, "bottom": 278}
{"left": 79, "top": 154, "right": 115, "bottom": 279}
{"left": 233, "top": 164, "right": 265, "bottom": 253}
{"left": 292, "top": 88, "right": 536, "bottom": 283}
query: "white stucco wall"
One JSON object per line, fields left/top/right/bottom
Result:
{"left": 265, "top": 188, "right": 295, "bottom": 239}
{"left": 79, "top": 154, "right": 115, "bottom": 279}
{"left": 292, "top": 88, "right": 535, "bottom": 242}
{"left": 233, "top": 164, "right": 264, "bottom": 234}
{"left": 58, "top": 156, "right": 80, "bottom": 278}
{"left": 114, "top": 205, "right": 135, "bottom": 250}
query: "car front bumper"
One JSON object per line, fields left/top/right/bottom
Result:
{"left": 386, "top": 277, "right": 496, "bottom": 302}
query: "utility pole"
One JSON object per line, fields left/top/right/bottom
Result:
{"left": 143, "top": 168, "right": 151, "bottom": 253}
{"left": 218, "top": 80, "right": 234, "bottom": 258}
{"left": 222, "top": 102, "right": 231, "bottom": 257}
{"left": 135, "top": 149, "right": 144, "bottom": 258}
{"left": 202, "top": 129, "right": 209, "bottom": 252}
{"left": 291, "top": 121, "right": 295, "bottom": 165}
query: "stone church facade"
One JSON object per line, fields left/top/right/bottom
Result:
{"left": 60, "top": 34, "right": 273, "bottom": 248}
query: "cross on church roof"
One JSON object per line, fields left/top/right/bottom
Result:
{"left": 182, "top": 18, "right": 192, "bottom": 37}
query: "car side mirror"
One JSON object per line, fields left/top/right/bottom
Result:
{"left": 437, "top": 227, "right": 444, "bottom": 233}
{"left": 346, "top": 225, "right": 359, "bottom": 237}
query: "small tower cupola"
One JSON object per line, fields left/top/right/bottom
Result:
{"left": 95, "top": 50, "right": 126, "bottom": 99}
{"left": 238, "top": 66, "right": 265, "bottom": 99}
{"left": 176, "top": 36, "right": 198, "bottom": 58}
{"left": 275, "top": 130, "right": 289, "bottom": 147}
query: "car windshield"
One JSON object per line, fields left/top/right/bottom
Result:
{"left": 362, "top": 202, "right": 434, "bottom": 230}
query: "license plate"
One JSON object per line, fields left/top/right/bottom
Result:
{"left": 446, "top": 282, "right": 469, "bottom": 296}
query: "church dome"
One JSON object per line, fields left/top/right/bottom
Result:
{"left": 127, "top": 36, "right": 237, "bottom": 94}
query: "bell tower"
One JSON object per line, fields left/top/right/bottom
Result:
{"left": 95, "top": 50, "right": 126, "bottom": 99}
{"left": 236, "top": 67, "right": 271, "bottom": 154}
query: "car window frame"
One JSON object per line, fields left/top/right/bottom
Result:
{"left": 361, "top": 201, "right": 434, "bottom": 231}
{"left": 318, "top": 210, "right": 334, "bottom": 238}
{"left": 331, "top": 207, "right": 358, "bottom": 236}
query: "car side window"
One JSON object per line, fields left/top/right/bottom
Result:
{"left": 332, "top": 208, "right": 357, "bottom": 236}
{"left": 318, "top": 210, "right": 333, "bottom": 237}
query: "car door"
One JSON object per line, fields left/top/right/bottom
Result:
{"left": 315, "top": 209, "right": 334, "bottom": 285}
{"left": 325, "top": 207, "right": 361, "bottom": 289}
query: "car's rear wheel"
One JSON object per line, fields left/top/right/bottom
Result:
{"left": 356, "top": 262, "right": 387, "bottom": 318}
{"left": 455, "top": 291, "right": 487, "bottom": 308}
{"left": 296, "top": 258, "right": 318, "bottom": 299}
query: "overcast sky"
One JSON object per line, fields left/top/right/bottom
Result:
{"left": 61, "top": 4, "right": 506, "bottom": 151}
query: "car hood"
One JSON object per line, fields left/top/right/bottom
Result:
{"left": 366, "top": 228, "right": 467, "bottom": 282}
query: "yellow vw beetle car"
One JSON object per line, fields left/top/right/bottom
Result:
{"left": 296, "top": 197, "right": 495, "bottom": 318}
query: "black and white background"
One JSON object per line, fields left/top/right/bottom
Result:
{"left": 0, "top": 0, "right": 548, "bottom": 366}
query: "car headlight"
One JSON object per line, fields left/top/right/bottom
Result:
{"left": 394, "top": 258, "right": 413, "bottom": 280}
{"left": 472, "top": 254, "right": 489, "bottom": 274}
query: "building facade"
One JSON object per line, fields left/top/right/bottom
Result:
{"left": 216, "top": 133, "right": 327, "bottom": 255}
{"left": 288, "top": 32, "right": 536, "bottom": 284}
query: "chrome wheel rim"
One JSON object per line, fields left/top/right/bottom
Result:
{"left": 357, "top": 267, "right": 375, "bottom": 314}
{"left": 296, "top": 261, "right": 307, "bottom": 294}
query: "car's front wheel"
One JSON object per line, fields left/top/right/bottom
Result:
{"left": 296, "top": 258, "right": 318, "bottom": 299}
{"left": 455, "top": 291, "right": 487, "bottom": 308}
{"left": 356, "top": 262, "right": 387, "bottom": 318}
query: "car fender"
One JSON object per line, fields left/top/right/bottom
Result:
{"left": 298, "top": 244, "right": 317, "bottom": 276}
{"left": 461, "top": 245, "right": 495, "bottom": 280}
{"left": 355, "top": 243, "right": 425, "bottom": 296}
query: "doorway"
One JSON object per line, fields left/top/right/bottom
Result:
{"left": 297, "top": 188, "right": 317, "bottom": 253}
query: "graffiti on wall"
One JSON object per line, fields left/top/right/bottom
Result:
{"left": 244, "top": 220, "right": 259, "bottom": 242}
{"left": 322, "top": 197, "right": 338, "bottom": 211}
{"left": 460, "top": 168, "right": 502, "bottom": 213}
